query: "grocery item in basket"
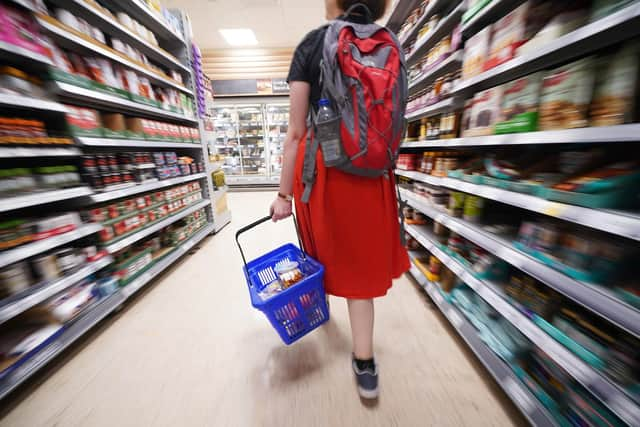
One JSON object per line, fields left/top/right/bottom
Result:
{"left": 495, "top": 72, "right": 543, "bottom": 134}
{"left": 538, "top": 57, "right": 596, "bottom": 131}
{"left": 462, "top": 27, "right": 491, "bottom": 80}
{"left": 465, "top": 87, "right": 504, "bottom": 136}
{"left": 590, "top": 41, "right": 640, "bottom": 127}
{"left": 274, "top": 260, "right": 304, "bottom": 289}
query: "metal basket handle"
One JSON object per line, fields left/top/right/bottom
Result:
{"left": 235, "top": 214, "right": 306, "bottom": 270}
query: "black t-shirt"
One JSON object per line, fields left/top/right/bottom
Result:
{"left": 287, "top": 15, "right": 371, "bottom": 112}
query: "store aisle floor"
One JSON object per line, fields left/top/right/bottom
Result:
{"left": 0, "top": 192, "right": 524, "bottom": 427}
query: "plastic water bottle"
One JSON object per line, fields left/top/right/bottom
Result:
{"left": 316, "top": 98, "right": 343, "bottom": 167}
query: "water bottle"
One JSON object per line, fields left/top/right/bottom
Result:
{"left": 315, "top": 98, "right": 344, "bottom": 167}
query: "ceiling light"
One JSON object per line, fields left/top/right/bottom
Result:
{"left": 219, "top": 29, "right": 258, "bottom": 46}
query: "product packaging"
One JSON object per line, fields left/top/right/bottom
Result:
{"left": 462, "top": 27, "right": 491, "bottom": 80}
{"left": 494, "top": 72, "right": 543, "bottom": 134}
{"left": 65, "top": 105, "right": 103, "bottom": 137}
{"left": 464, "top": 86, "right": 504, "bottom": 136}
{"left": 538, "top": 57, "right": 596, "bottom": 131}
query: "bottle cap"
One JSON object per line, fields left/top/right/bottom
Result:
{"left": 318, "top": 98, "right": 330, "bottom": 107}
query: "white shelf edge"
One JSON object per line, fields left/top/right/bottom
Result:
{"left": 461, "top": 0, "right": 524, "bottom": 37}
{"left": 0, "top": 93, "right": 68, "bottom": 113}
{"left": 51, "top": 82, "right": 197, "bottom": 125}
{"left": 77, "top": 137, "right": 201, "bottom": 149}
{"left": 401, "top": 123, "right": 640, "bottom": 148}
{"left": 0, "top": 187, "right": 93, "bottom": 213}
{"left": 395, "top": 169, "right": 640, "bottom": 242}
{"left": 104, "top": 199, "right": 210, "bottom": 253}
{"left": 0, "top": 40, "right": 53, "bottom": 66}
{"left": 0, "top": 147, "right": 81, "bottom": 158}
{"left": 405, "top": 223, "right": 640, "bottom": 427}
{"left": 406, "top": 263, "right": 557, "bottom": 427}
{"left": 0, "top": 223, "right": 103, "bottom": 269}
{"left": 90, "top": 173, "right": 206, "bottom": 203}
{"left": 0, "top": 256, "right": 113, "bottom": 325}
{"left": 36, "top": 16, "right": 192, "bottom": 95}
{"left": 399, "top": 0, "right": 450, "bottom": 47}
{"left": 110, "top": 0, "right": 186, "bottom": 46}
{"left": 121, "top": 223, "right": 213, "bottom": 298}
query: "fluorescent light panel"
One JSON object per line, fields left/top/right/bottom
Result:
{"left": 219, "top": 28, "right": 258, "bottom": 46}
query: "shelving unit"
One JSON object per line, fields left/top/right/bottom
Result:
{"left": 396, "top": 170, "right": 640, "bottom": 241}
{"left": 405, "top": 223, "right": 640, "bottom": 427}
{"left": 399, "top": 0, "right": 449, "bottom": 46}
{"left": 385, "top": 0, "right": 421, "bottom": 32}
{"left": 0, "top": 187, "right": 93, "bottom": 213}
{"left": 407, "top": 259, "right": 557, "bottom": 427}
{"left": 0, "top": 1, "right": 224, "bottom": 401}
{"left": 396, "top": 1, "right": 640, "bottom": 424}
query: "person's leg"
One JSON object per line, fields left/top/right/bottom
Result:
{"left": 347, "top": 298, "right": 378, "bottom": 399}
{"left": 347, "top": 298, "right": 374, "bottom": 359}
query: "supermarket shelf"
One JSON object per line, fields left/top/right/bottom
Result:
{"left": 214, "top": 210, "right": 232, "bottom": 233}
{"left": 401, "top": 188, "right": 640, "bottom": 339}
{"left": 104, "top": 199, "right": 210, "bottom": 253}
{"left": 47, "top": 0, "right": 190, "bottom": 73}
{"left": 0, "top": 40, "right": 53, "bottom": 69}
{"left": 0, "top": 224, "right": 102, "bottom": 269}
{"left": 121, "top": 224, "right": 213, "bottom": 298}
{"left": 462, "top": 0, "right": 525, "bottom": 37}
{"left": 405, "top": 223, "right": 640, "bottom": 427}
{"left": 409, "top": 50, "right": 463, "bottom": 94}
{"left": 90, "top": 173, "right": 206, "bottom": 203}
{"left": 109, "top": 0, "right": 185, "bottom": 46}
{"left": 407, "top": 262, "right": 557, "bottom": 427}
{"left": 400, "top": 0, "right": 450, "bottom": 46}
{"left": 406, "top": 97, "right": 461, "bottom": 121}
{"left": 400, "top": 123, "right": 640, "bottom": 148}
{"left": 0, "top": 256, "right": 113, "bottom": 326}
{"left": 452, "top": 3, "right": 640, "bottom": 97}
{"left": 395, "top": 169, "right": 640, "bottom": 242}
{"left": 385, "top": 0, "right": 420, "bottom": 30}
{"left": 76, "top": 137, "right": 201, "bottom": 149}
{"left": 50, "top": 82, "right": 197, "bottom": 125}
{"left": 0, "top": 290, "right": 125, "bottom": 401}
{"left": 0, "top": 187, "right": 94, "bottom": 214}
{"left": 0, "top": 146, "right": 81, "bottom": 158}
{"left": 406, "top": 2, "right": 466, "bottom": 66}
{"left": 0, "top": 93, "right": 68, "bottom": 114}
{"left": 35, "top": 15, "right": 192, "bottom": 95}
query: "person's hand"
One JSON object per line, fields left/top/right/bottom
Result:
{"left": 271, "top": 197, "right": 292, "bottom": 222}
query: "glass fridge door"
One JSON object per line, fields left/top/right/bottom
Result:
{"left": 265, "top": 103, "right": 289, "bottom": 183}
{"left": 210, "top": 105, "right": 241, "bottom": 178}
{"left": 236, "top": 104, "right": 267, "bottom": 182}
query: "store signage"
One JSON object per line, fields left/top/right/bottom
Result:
{"left": 212, "top": 78, "right": 289, "bottom": 96}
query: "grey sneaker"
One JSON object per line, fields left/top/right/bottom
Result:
{"left": 352, "top": 356, "right": 378, "bottom": 399}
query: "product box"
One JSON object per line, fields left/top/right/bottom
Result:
{"left": 494, "top": 72, "right": 543, "bottom": 134}
{"left": 485, "top": 2, "right": 529, "bottom": 70}
{"left": 464, "top": 86, "right": 504, "bottom": 136}
{"left": 463, "top": 0, "right": 493, "bottom": 23}
{"left": 539, "top": 57, "right": 596, "bottom": 131}
{"left": 125, "top": 117, "right": 146, "bottom": 139}
{"left": 590, "top": 41, "right": 640, "bottom": 127}
{"left": 462, "top": 27, "right": 491, "bottom": 80}
{"left": 65, "top": 105, "right": 104, "bottom": 137}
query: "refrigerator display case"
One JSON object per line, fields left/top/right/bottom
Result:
{"left": 209, "top": 100, "right": 289, "bottom": 186}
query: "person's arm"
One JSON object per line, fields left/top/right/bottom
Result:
{"left": 271, "top": 81, "right": 311, "bottom": 221}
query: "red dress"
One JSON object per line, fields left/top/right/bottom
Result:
{"left": 293, "top": 135, "right": 410, "bottom": 298}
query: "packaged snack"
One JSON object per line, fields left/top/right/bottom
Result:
{"left": 465, "top": 86, "right": 504, "bottom": 136}
{"left": 101, "top": 113, "right": 126, "bottom": 137}
{"left": 494, "top": 72, "right": 543, "bottom": 134}
{"left": 0, "top": 5, "right": 50, "bottom": 58}
{"left": 65, "top": 105, "right": 103, "bottom": 137}
{"left": 538, "top": 57, "right": 596, "bottom": 131}
{"left": 462, "top": 27, "right": 491, "bottom": 80}
{"left": 590, "top": 41, "right": 640, "bottom": 127}
{"left": 518, "top": 9, "right": 587, "bottom": 55}
{"left": 485, "top": 2, "right": 530, "bottom": 70}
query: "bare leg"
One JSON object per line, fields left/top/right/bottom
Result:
{"left": 347, "top": 298, "right": 374, "bottom": 359}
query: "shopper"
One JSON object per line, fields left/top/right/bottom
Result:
{"left": 270, "top": 0, "right": 409, "bottom": 400}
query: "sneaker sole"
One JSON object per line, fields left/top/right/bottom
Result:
{"left": 358, "top": 386, "right": 379, "bottom": 400}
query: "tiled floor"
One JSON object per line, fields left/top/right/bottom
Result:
{"left": 0, "top": 192, "right": 524, "bottom": 426}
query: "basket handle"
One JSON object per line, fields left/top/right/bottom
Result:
{"left": 235, "top": 214, "right": 306, "bottom": 270}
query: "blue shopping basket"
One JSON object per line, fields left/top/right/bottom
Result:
{"left": 235, "top": 215, "right": 329, "bottom": 345}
